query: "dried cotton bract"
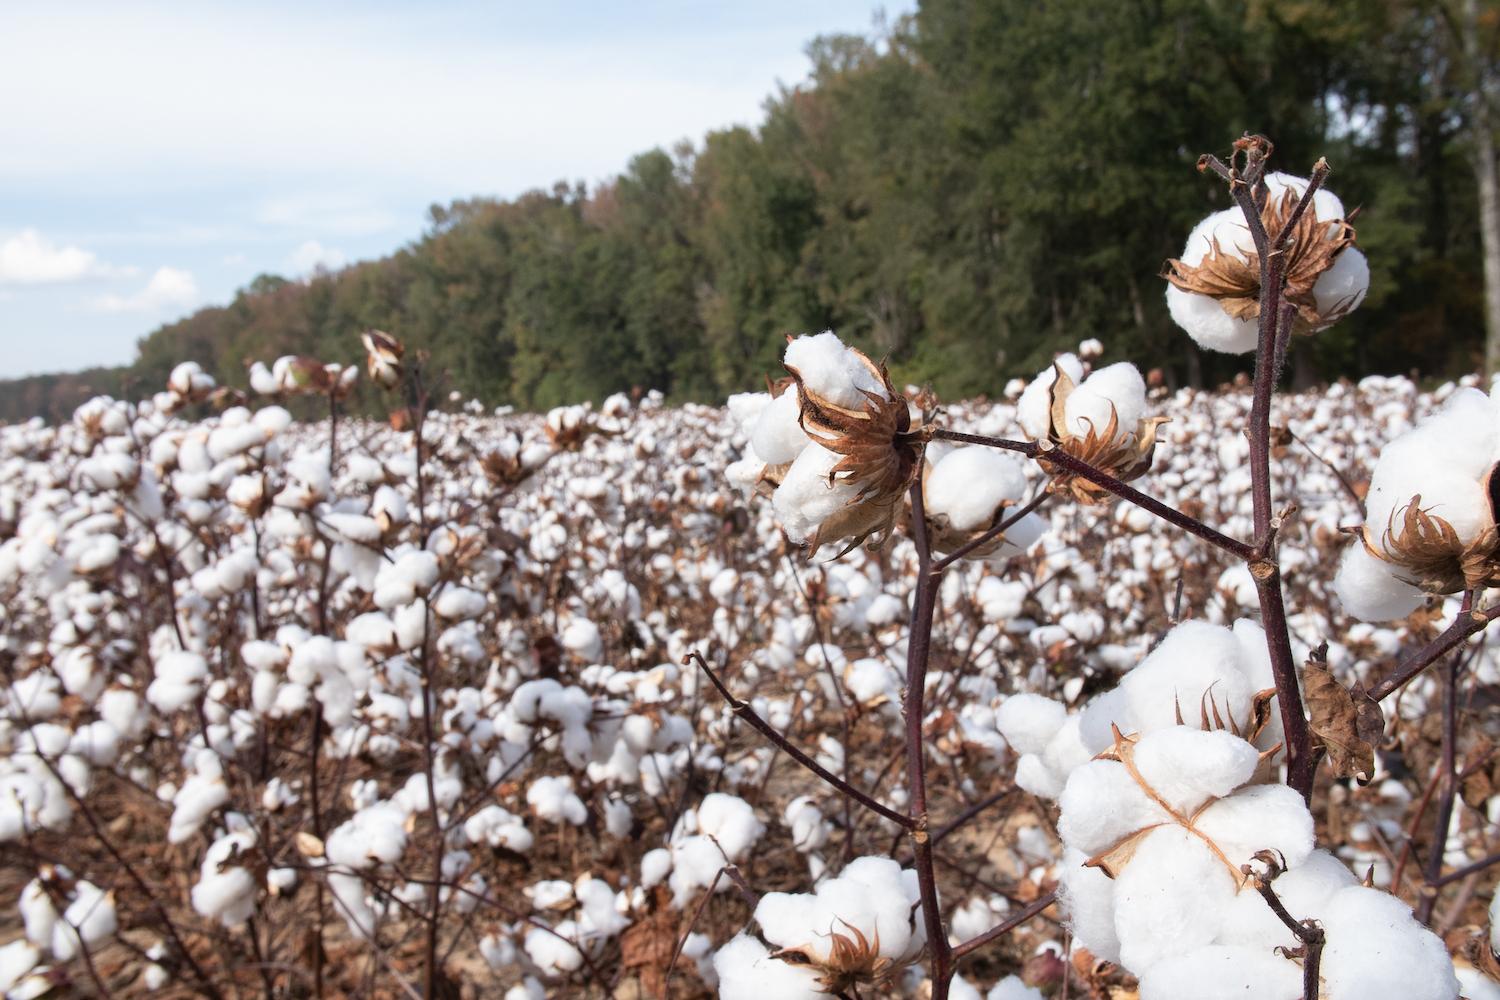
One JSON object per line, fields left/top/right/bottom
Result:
{"left": 1165, "top": 172, "right": 1369, "bottom": 354}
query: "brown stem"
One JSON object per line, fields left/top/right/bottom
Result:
{"left": 1370, "top": 593, "right": 1489, "bottom": 701}
{"left": 949, "top": 890, "right": 1058, "bottom": 962}
{"left": 904, "top": 479, "right": 951, "bottom": 995}
{"left": 686, "top": 652, "right": 913, "bottom": 829}
{"left": 1416, "top": 654, "right": 1462, "bottom": 925}
{"left": 931, "top": 430, "right": 1254, "bottom": 560}
{"left": 1252, "top": 875, "right": 1325, "bottom": 999}
{"left": 931, "top": 492, "right": 1050, "bottom": 572}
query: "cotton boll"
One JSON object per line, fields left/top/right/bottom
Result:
{"left": 782, "top": 331, "right": 887, "bottom": 409}
{"left": 0, "top": 940, "right": 39, "bottom": 993}
{"left": 1313, "top": 247, "right": 1369, "bottom": 321}
{"left": 1194, "top": 783, "right": 1315, "bottom": 871}
{"left": 1017, "top": 354, "right": 1085, "bottom": 439}
{"left": 773, "top": 443, "right": 861, "bottom": 544}
{"left": 926, "top": 448, "right": 1028, "bottom": 532}
{"left": 1167, "top": 284, "right": 1259, "bottom": 354}
{"left": 1332, "top": 542, "right": 1424, "bottom": 622}
{"left": 1057, "top": 848, "right": 1121, "bottom": 963}
{"left": 713, "top": 934, "right": 824, "bottom": 1000}
{"left": 695, "top": 793, "right": 765, "bottom": 859}
{"left": 1217, "top": 849, "right": 1356, "bottom": 952}
{"left": 146, "top": 650, "right": 207, "bottom": 714}
{"left": 1119, "top": 620, "right": 1253, "bottom": 736}
{"left": 1318, "top": 885, "right": 1459, "bottom": 1000}
{"left": 191, "top": 831, "right": 258, "bottom": 927}
{"left": 1129, "top": 727, "right": 1260, "bottom": 815}
{"left": 987, "top": 975, "right": 1045, "bottom": 1000}
{"left": 1112, "top": 826, "right": 1237, "bottom": 973}
{"left": 750, "top": 391, "right": 810, "bottom": 465}
{"left": 523, "top": 923, "right": 585, "bottom": 976}
{"left": 51, "top": 881, "right": 117, "bottom": 961}
{"left": 1064, "top": 363, "right": 1147, "bottom": 437}
{"left": 1057, "top": 759, "right": 1172, "bottom": 857}
{"left": 995, "top": 693, "right": 1067, "bottom": 756}
{"left": 1137, "top": 945, "right": 1302, "bottom": 1000}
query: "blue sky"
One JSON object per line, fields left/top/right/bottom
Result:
{"left": 0, "top": 1, "right": 912, "bottom": 379}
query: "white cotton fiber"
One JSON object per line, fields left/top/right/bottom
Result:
{"left": 751, "top": 390, "right": 810, "bottom": 465}
{"left": 1058, "top": 848, "right": 1121, "bottom": 963}
{"left": 1017, "top": 354, "right": 1085, "bottom": 439}
{"left": 1118, "top": 621, "right": 1254, "bottom": 736}
{"left": 1138, "top": 945, "right": 1302, "bottom": 1000}
{"left": 773, "top": 444, "right": 860, "bottom": 544}
{"left": 1064, "top": 363, "right": 1148, "bottom": 438}
{"left": 1112, "top": 826, "right": 1237, "bottom": 973}
{"left": 1216, "top": 849, "right": 1356, "bottom": 952}
{"left": 1194, "top": 783, "right": 1315, "bottom": 871}
{"left": 713, "top": 935, "right": 823, "bottom": 1000}
{"left": 987, "top": 974, "right": 1043, "bottom": 1000}
{"left": 1130, "top": 727, "right": 1260, "bottom": 814}
{"left": 996, "top": 693, "right": 1067, "bottom": 756}
{"left": 1313, "top": 247, "right": 1369, "bottom": 321}
{"left": 1318, "top": 885, "right": 1459, "bottom": 1000}
{"left": 1057, "top": 759, "right": 1172, "bottom": 857}
{"left": 926, "top": 447, "right": 1028, "bottom": 532}
{"left": 783, "top": 332, "right": 887, "bottom": 409}
{"left": 1332, "top": 542, "right": 1424, "bottom": 623}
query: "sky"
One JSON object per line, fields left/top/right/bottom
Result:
{"left": 0, "top": 1, "right": 912, "bottom": 379}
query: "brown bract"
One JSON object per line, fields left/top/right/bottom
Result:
{"left": 1037, "top": 365, "right": 1167, "bottom": 505}
{"left": 1162, "top": 185, "right": 1359, "bottom": 335}
{"left": 788, "top": 346, "right": 930, "bottom": 556}
{"left": 1364, "top": 490, "right": 1500, "bottom": 594}
{"left": 771, "top": 920, "right": 901, "bottom": 995}
{"left": 361, "top": 330, "right": 405, "bottom": 391}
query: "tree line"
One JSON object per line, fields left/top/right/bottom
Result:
{"left": 4, "top": 0, "right": 1496, "bottom": 424}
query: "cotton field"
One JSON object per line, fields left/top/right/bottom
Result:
{"left": 4, "top": 146, "right": 1500, "bottom": 1000}
{"left": 0, "top": 347, "right": 1497, "bottom": 999}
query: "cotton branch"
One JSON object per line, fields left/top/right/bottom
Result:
{"left": 685, "top": 651, "right": 914, "bottom": 829}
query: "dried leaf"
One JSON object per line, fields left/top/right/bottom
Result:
{"left": 295, "top": 831, "right": 325, "bottom": 858}
{"left": 1303, "top": 659, "right": 1384, "bottom": 783}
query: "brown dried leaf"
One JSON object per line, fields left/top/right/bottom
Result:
{"left": 1303, "top": 659, "right": 1384, "bottom": 783}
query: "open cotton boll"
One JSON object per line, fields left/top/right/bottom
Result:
{"left": 1129, "top": 727, "right": 1260, "bottom": 814}
{"left": 783, "top": 331, "right": 888, "bottom": 409}
{"left": 695, "top": 793, "right": 765, "bottom": 859}
{"left": 926, "top": 448, "right": 1028, "bottom": 532}
{"left": 1318, "top": 885, "right": 1459, "bottom": 1000}
{"left": 1217, "top": 849, "right": 1356, "bottom": 952}
{"left": 1112, "top": 826, "right": 1237, "bottom": 973}
{"left": 987, "top": 975, "right": 1044, "bottom": 1000}
{"left": 750, "top": 390, "right": 810, "bottom": 465}
{"left": 1017, "top": 353, "right": 1085, "bottom": 439}
{"left": 192, "top": 831, "right": 258, "bottom": 927}
{"left": 1167, "top": 209, "right": 1260, "bottom": 354}
{"left": 995, "top": 693, "right": 1067, "bottom": 756}
{"left": 1137, "top": 945, "right": 1301, "bottom": 1000}
{"left": 1057, "top": 759, "right": 1172, "bottom": 857}
{"left": 523, "top": 923, "right": 584, "bottom": 976}
{"left": 51, "top": 881, "right": 117, "bottom": 961}
{"left": 527, "top": 776, "right": 588, "bottom": 826}
{"left": 773, "top": 443, "right": 861, "bottom": 544}
{"left": 1332, "top": 543, "right": 1424, "bottom": 622}
{"left": 0, "top": 940, "right": 39, "bottom": 993}
{"left": 713, "top": 935, "right": 824, "bottom": 1000}
{"left": 1063, "top": 363, "right": 1147, "bottom": 438}
{"left": 1314, "top": 246, "right": 1369, "bottom": 318}
{"left": 1118, "top": 620, "right": 1253, "bottom": 736}
{"left": 1194, "top": 783, "right": 1315, "bottom": 871}
{"left": 146, "top": 650, "right": 208, "bottom": 714}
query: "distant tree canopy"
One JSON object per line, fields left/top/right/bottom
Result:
{"left": 3, "top": 0, "right": 1493, "bottom": 424}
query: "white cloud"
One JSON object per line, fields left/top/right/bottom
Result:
{"left": 96, "top": 266, "right": 199, "bottom": 314}
{"left": 0, "top": 228, "right": 126, "bottom": 285}
{"left": 286, "top": 240, "right": 346, "bottom": 276}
